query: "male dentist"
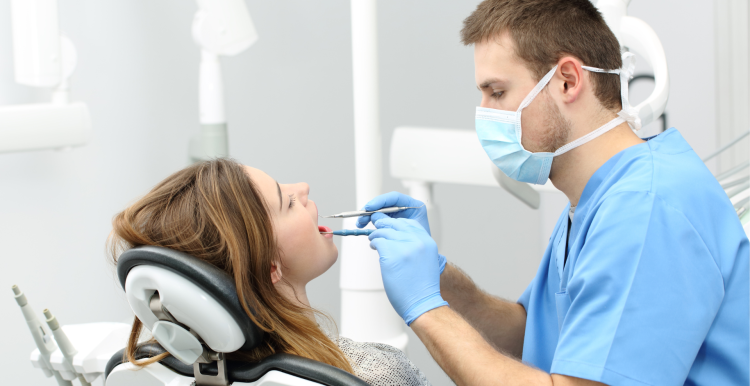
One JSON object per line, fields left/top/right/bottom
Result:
{"left": 358, "top": 0, "right": 750, "bottom": 385}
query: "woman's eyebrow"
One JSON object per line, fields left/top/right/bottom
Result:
{"left": 276, "top": 181, "right": 282, "bottom": 211}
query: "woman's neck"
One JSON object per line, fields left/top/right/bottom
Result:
{"left": 275, "top": 280, "right": 317, "bottom": 322}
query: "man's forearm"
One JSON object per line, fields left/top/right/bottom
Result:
{"left": 411, "top": 307, "right": 605, "bottom": 386}
{"left": 440, "top": 263, "right": 527, "bottom": 357}
{"left": 412, "top": 306, "right": 549, "bottom": 386}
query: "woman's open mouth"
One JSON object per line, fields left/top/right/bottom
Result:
{"left": 318, "top": 225, "right": 333, "bottom": 238}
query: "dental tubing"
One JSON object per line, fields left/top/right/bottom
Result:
{"left": 12, "top": 286, "right": 73, "bottom": 386}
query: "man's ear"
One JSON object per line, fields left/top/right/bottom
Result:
{"left": 557, "top": 56, "right": 584, "bottom": 103}
{"left": 270, "top": 262, "right": 282, "bottom": 284}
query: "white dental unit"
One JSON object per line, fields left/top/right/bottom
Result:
{"left": 0, "top": 0, "right": 92, "bottom": 153}
{"left": 9, "top": 1, "right": 749, "bottom": 386}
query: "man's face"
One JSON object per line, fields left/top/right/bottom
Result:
{"left": 474, "top": 33, "right": 570, "bottom": 153}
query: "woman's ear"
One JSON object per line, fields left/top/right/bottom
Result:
{"left": 270, "top": 262, "right": 282, "bottom": 284}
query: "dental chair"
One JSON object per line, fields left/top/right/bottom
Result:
{"left": 105, "top": 245, "right": 368, "bottom": 386}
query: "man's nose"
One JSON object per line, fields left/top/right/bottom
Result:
{"left": 479, "top": 95, "right": 492, "bottom": 108}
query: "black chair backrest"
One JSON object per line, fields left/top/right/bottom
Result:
{"left": 117, "top": 245, "right": 265, "bottom": 351}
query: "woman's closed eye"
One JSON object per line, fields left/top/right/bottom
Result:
{"left": 288, "top": 193, "right": 296, "bottom": 209}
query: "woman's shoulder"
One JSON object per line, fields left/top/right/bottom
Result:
{"left": 329, "top": 333, "right": 432, "bottom": 386}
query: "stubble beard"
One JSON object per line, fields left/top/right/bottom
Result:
{"left": 539, "top": 91, "right": 573, "bottom": 153}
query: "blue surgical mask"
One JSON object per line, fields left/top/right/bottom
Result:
{"left": 476, "top": 52, "right": 639, "bottom": 185}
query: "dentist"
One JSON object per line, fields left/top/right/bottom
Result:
{"left": 358, "top": 0, "right": 749, "bottom": 385}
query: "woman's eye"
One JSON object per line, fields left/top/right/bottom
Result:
{"left": 491, "top": 90, "right": 504, "bottom": 99}
{"left": 288, "top": 194, "right": 296, "bottom": 209}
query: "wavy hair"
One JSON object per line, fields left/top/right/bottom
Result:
{"left": 108, "top": 158, "right": 352, "bottom": 373}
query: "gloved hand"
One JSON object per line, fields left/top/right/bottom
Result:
{"left": 369, "top": 217, "right": 448, "bottom": 325}
{"left": 356, "top": 191, "right": 431, "bottom": 235}
{"left": 360, "top": 192, "right": 447, "bottom": 274}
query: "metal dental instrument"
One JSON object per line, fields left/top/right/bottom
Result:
{"left": 320, "top": 229, "right": 374, "bottom": 236}
{"left": 321, "top": 205, "right": 424, "bottom": 219}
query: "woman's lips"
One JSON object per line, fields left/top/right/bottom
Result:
{"left": 318, "top": 225, "right": 333, "bottom": 238}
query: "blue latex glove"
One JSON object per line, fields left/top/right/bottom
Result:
{"left": 356, "top": 191, "right": 431, "bottom": 235}
{"left": 369, "top": 217, "right": 448, "bottom": 325}
{"left": 359, "top": 192, "right": 446, "bottom": 274}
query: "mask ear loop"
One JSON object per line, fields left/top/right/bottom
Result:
{"left": 515, "top": 65, "right": 559, "bottom": 145}
{"left": 583, "top": 52, "right": 641, "bottom": 131}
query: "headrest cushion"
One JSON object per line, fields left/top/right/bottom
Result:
{"left": 117, "top": 245, "right": 265, "bottom": 351}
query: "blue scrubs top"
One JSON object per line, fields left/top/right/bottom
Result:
{"left": 518, "top": 129, "right": 749, "bottom": 385}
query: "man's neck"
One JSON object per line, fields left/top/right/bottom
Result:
{"left": 550, "top": 119, "right": 644, "bottom": 207}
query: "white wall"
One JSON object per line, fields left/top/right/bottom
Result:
{"left": 0, "top": 1, "right": 716, "bottom": 385}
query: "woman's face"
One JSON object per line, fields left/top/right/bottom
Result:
{"left": 243, "top": 166, "right": 337, "bottom": 287}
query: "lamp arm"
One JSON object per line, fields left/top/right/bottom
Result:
{"left": 620, "top": 16, "right": 670, "bottom": 127}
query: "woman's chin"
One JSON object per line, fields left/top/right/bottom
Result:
{"left": 328, "top": 245, "right": 339, "bottom": 263}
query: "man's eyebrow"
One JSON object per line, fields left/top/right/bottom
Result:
{"left": 478, "top": 78, "right": 506, "bottom": 90}
{"left": 276, "top": 181, "right": 282, "bottom": 211}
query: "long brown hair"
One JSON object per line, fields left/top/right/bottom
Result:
{"left": 109, "top": 158, "right": 353, "bottom": 373}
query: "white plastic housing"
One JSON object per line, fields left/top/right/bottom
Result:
{"left": 193, "top": 0, "right": 258, "bottom": 56}
{"left": 340, "top": 285, "right": 408, "bottom": 349}
{"left": 390, "top": 126, "right": 555, "bottom": 197}
{"left": 596, "top": 0, "right": 669, "bottom": 127}
{"left": 10, "top": 0, "right": 62, "bottom": 87}
{"left": 391, "top": 127, "right": 498, "bottom": 187}
{"left": 199, "top": 51, "right": 225, "bottom": 124}
{"left": 0, "top": 102, "right": 92, "bottom": 153}
{"left": 30, "top": 322, "right": 131, "bottom": 384}
{"left": 125, "top": 266, "right": 246, "bottom": 353}
{"left": 151, "top": 321, "right": 203, "bottom": 365}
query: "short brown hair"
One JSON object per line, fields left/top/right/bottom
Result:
{"left": 462, "top": 0, "right": 622, "bottom": 110}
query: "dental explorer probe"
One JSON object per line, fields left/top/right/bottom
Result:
{"left": 320, "top": 229, "right": 374, "bottom": 236}
{"left": 12, "top": 285, "right": 73, "bottom": 386}
{"left": 321, "top": 205, "right": 424, "bottom": 219}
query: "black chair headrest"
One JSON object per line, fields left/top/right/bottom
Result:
{"left": 116, "top": 245, "right": 265, "bottom": 351}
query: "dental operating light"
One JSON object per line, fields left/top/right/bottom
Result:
{"left": 189, "top": 0, "right": 258, "bottom": 162}
{"left": 0, "top": 0, "right": 92, "bottom": 154}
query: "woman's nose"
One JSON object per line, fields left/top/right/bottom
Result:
{"left": 297, "top": 183, "right": 310, "bottom": 205}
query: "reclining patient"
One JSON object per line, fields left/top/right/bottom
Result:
{"left": 109, "top": 158, "right": 431, "bottom": 386}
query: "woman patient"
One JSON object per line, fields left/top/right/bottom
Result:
{"left": 109, "top": 158, "right": 431, "bottom": 386}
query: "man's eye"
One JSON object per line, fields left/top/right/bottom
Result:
{"left": 492, "top": 91, "right": 504, "bottom": 99}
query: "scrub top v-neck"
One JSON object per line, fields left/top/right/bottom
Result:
{"left": 517, "top": 128, "right": 749, "bottom": 386}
